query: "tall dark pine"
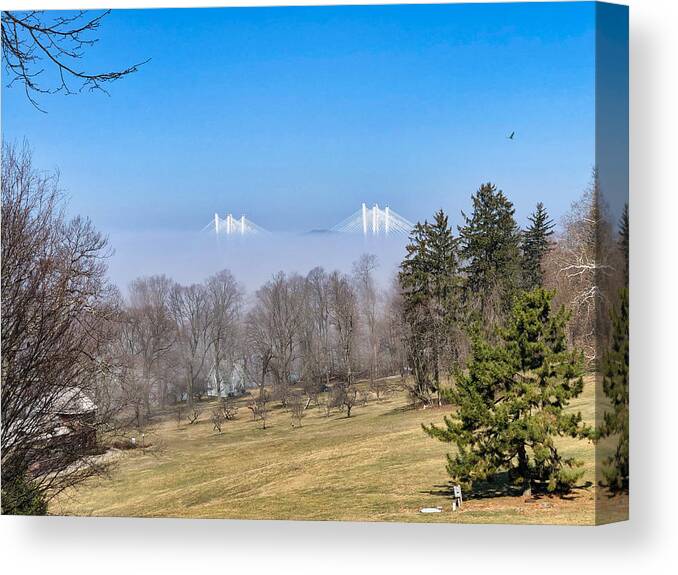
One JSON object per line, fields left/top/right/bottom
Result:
{"left": 619, "top": 203, "right": 629, "bottom": 285}
{"left": 521, "top": 202, "right": 555, "bottom": 290}
{"left": 399, "top": 210, "right": 459, "bottom": 405}
{"left": 597, "top": 206, "right": 629, "bottom": 492}
{"left": 458, "top": 183, "right": 522, "bottom": 333}
{"left": 598, "top": 288, "right": 629, "bottom": 493}
{"left": 424, "top": 289, "right": 590, "bottom": 496}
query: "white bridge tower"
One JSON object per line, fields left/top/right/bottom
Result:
{"left": 205, "top": 213, "right": 267, "bottom": 236}
{"left": 335, "top": 203, "right": 413, "bottom": 237}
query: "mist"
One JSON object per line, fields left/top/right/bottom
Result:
{"left": 106, "top": 229, "right": 408, "bottom": 296}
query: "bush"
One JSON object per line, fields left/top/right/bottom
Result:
{"left": 1, "top": 474, "right": 48, "bottom": 515}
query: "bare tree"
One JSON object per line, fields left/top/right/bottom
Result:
{"left": 247, "top": 389, "right": 270, "bottom": 430}
{"left": 205, "top": 270, "right": 243, "bottom": 397}
{"left": 1, "top": 142, "right": 121, "bottom": 512}
{"left": 186, "top": 405, "right": 202, "bottom": 425}
{"left": 357, "top": 388, "right": 371, "bottom": 407}
{"left": 210, "top": 407, "right": 224, "bottom": 433}
{"left": 545, "top": 174, "right": 618, "bottom": 362}
{"left": 322, "top": 396, "right": 333, "bottom": 418}
{"left": 211, "top": 396, "right": 238, "bottom": 425}
{"left": 243, "top": 305, "right": 273, "bottom": 397}
{"left": 169, "top": 283, "right": 213, "bottom": 407}
{"left": 112, "top": 312, "right": 146, "bottom": 428}
{"left": 254, "top": 272, "right": 305, "bottom": 406}
{"left": 125, "top": 275, "right": 175, "bottom": 421}
{"left": 327, "top": 271, "right": 359, "bottom": 417}
{"left": 297, "top": 267, "right": 333, "bottom": 408}
{"left": 380, "top": 275, "right": 409, "bottom": 381}
{"left": 330, "top": 381, "right": 359, "bottom": 418}
{"left": 288, "top": 391, "right": 305, "bottom": 428}
{"left": 1, "top": 10, "right": 147, "bottom": 110}
{"left": 305, "top": 267, "right": 333, "bottom": 387}
{"left": 301, "top": 376, "right": 321, "bottom": 409}
{"left": 352, "top": 254, "right": 380, "bottom": 389}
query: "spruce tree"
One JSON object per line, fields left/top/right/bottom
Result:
{"left": 458, "top": 183, "right": 522, "bottom": 333}
{"left": 521, "top": 202, "right": 555, "bottom": 290}
{"left": 424, "top": 289, "right": 591, "bottom": 496}
{"left": 619, "top": 203, "right": 629, "bottom": 285}
{"left": 598, "top": 207, "right": 629, "bottom": 492}
{"left": 399, "top": 209, "right": 459, "bottom": 405}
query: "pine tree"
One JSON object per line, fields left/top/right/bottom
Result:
{"left": 521, "top": 202, "right": 555, "bottom": 290}
{"left": 458, "top": 183, "right": 522, "bottom": 333}
{"left": 424, "top": 289, "right": 591, "bottom": 496}
{"left": 399, "top": 209, "right": 460, "bottom": 405}
{"left": 619, "top": 203, "right": 629, "bottom": 285}
{"left": 598, "top": 261, "right": 629, "bottom": 491}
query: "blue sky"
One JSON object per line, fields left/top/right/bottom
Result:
{"left": 2, "top": 3, "right": 602, "bottom": 288}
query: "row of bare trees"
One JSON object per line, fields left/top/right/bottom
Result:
{"left": 116, "top": 256, "right": 407, "bottom": 424}
{"left": 115, "top": 270, "right": 243, "bottom": 424}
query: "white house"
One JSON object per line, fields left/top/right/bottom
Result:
{"left": 207, "top": 362, "right": 246, "bottom": 397}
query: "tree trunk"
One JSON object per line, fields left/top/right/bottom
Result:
{"left": 517, "top": 444, "right": 531, "bottom": 498}
{"left": 213, "top": 353, "right": 222, "bottom": 398}
{"left": 186, "top": 367, "right": 194, "bottom": 407}
{"left": 160, "top": 381, "right": 168, "bottom": 408}
{"left": 144, "top": 378, "right": 152, "bottom": 421}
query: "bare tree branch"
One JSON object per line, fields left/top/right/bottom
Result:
{"left": 1, "top": 10, "right": 148, "bottom": 111}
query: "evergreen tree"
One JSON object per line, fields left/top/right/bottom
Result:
{"left": 458, "top": 183, "right": 522, "bottom": 333}
{"left": 598, "top": 287, "right": 629, "bottom": 493}
{"left": 619, "top": 203, "right": 629, "bottom": 285}
{"left": 399, "top": 210, "right": 460, "bottom": 405}
{"left": 424, "top": 289, "right": 590, "bottom": 496}
{"left": 521, "top": 202, "right": 555, "bottom": 290}
{"left": 1, "top": 472, "right": 48, "bottom": 515}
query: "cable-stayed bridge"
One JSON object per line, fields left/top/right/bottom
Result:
{"left": 332, "top": 203, "right": 414, "bottom": 237}
{"left": 203, "top": 204, "right": 413, "bottom": 238}
{"left": 203, "top": 213, "right": 268, "bottom": 236}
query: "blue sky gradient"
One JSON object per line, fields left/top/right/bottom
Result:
{"left": 2, "top": 3, "right": 601, "bottom": 288}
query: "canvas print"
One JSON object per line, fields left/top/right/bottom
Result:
{"left": 1, "top": 2, "right": 628, "bottom": 524}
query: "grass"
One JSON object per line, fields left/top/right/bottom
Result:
{"left": 52, "top": 376, "right": 627, "bottom": 524}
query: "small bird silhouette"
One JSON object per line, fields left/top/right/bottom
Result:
{"left": 507, "top": 131, "right": 515, "bottom": 140}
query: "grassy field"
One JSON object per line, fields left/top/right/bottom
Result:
{"left": 52, "top": 376, "right": 627, "bottom": 524}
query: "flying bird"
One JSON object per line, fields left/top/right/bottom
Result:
{"left": 507, "top": 131, "right": 515, "bottom": 140}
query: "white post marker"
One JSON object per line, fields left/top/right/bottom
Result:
{"left": 453, "top": 484, "right": 463, "bottom": 510}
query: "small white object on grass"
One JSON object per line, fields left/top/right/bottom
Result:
{"left": 419, "top": 506, "right": 443, "bottom": 514}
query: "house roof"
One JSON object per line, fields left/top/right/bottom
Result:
{"left": 52, "top": 387, "right": 97, "bottom": 415}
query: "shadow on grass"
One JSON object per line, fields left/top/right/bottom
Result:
{"left": 423, "top": 473, "right": 593, "bottom": 501}
{"left": 379, "top": 403, "right": 417, "bottom": 417}
{"left": 598, "top": 482, "right": 630, "bottom": 499}
{"left": 380, "top": 401, "right": 454, "bottom": 418}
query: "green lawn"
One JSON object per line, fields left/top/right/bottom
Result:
{"left": 52, "top": 376, "right": 626, "bottom": 524}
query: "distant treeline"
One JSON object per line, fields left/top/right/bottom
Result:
{"left": 2, "top": 141, "right": 628, "bottom": 513}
